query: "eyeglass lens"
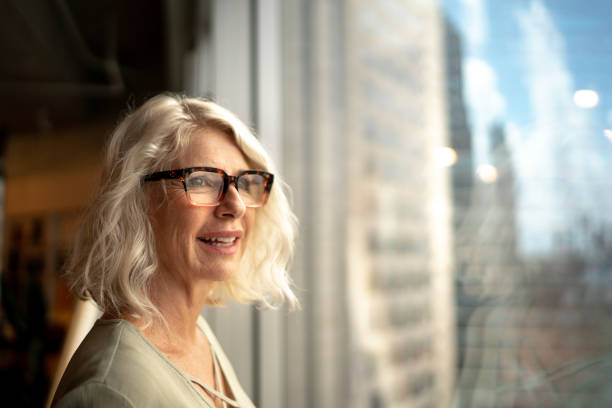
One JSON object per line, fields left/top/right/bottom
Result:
{"left": 185, "top": 171, "right": 267, "bottom": 206}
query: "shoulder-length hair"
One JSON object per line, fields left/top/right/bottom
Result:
{"left": 65, "top": 94, "right": 298, "bottom": 323}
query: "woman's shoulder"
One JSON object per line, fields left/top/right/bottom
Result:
{"left": 52, "top": 381, "right": 135, "bottom": 408}
{"left": 52, "top": 319, "right": 200, "bottom": 407}
{"left": 55, "top": 320, "right": 152, "bottom": 385}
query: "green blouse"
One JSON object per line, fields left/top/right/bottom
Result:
{"left": 51, "top": 317, "right": 255, "bottom": 408}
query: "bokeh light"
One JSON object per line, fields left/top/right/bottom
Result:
{"left": 435, "top": 146, "right": 458, "bottom": 167}
{"left": 573, "top": 89, "right": 599, "bottom": 108}
{"left": 476, "top": 164, "right": 499, "bottom": 183}
{"left": 605, "top": 129, "right": 612, "bottom": 141}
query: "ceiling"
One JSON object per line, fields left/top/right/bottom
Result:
{"left": 0, "top": 0, "right": 176, "bottom": 132}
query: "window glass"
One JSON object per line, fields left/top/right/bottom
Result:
{"left": 280, "top": 1, "right": 612, "bottom": 406}
{"left": 442, "top": 1, "right": 612, "bottom": 406}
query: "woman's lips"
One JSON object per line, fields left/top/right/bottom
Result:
{"left": 198, "top": 230, "right": 243, "bottom": 239}
{"left": 197, "top": 235, "right": 240, "bottom": 255}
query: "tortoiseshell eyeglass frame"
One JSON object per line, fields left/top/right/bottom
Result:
{"left": 143, "top": 166, "right": 274, "bottom": 207}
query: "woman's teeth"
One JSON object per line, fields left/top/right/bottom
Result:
{"left": 199, "top": 237, "right": 237, "bottom": 247}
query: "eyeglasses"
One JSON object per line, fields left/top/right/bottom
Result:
{"left": 143, "top": 167, "right": 274, "bottom": 207}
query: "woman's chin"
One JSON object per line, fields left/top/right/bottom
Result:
{"left": 198, "top": 265, "right": 236, "bottom": 283}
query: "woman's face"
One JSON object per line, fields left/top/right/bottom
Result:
{"left": 148, "top": 128, "right": 255, "bottom": 288}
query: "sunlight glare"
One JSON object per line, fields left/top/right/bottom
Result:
{"left": 573, "top": 89, "right": 599, "bottom": 108}
{"left": 476, "top": 164, "right": 498, "bottom": 184}
{"left": 435, "top": 146, "right": 458, "bottom": 167}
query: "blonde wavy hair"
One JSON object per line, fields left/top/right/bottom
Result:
{"left": 65, "top": 94, "right": 298, "bottom": 323}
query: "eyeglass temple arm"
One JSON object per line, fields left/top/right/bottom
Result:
{"left": 266, "top": 173, "right": 274, "bottom": 191}
{"left": 143, "top": 170, "right": 182, "bottom": 182}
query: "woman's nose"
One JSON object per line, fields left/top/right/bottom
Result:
{"left": 215, "top": 185, "right": 246, "bottom": 218}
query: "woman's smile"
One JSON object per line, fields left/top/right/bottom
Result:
{"left": 197, "top": 230, "right": 243, "bottom": 255}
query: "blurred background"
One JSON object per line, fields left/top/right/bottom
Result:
{"left": 1, "top": 0, "right": 612, "bottom": 407}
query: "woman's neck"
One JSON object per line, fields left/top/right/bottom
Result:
{"left": 128, "top": 270, "right": 214, "bottom": 353}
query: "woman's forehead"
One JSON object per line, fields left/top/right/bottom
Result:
{"left": 177, "top": 128, "right": 250, "bottom": 171}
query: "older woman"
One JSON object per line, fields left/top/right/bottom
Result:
{"left": 51, "top": 94, "right": 297, "bottom": 407}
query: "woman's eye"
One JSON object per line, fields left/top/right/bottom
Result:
{"left": 188, "top": 176, "right": 208, "bottom": 187}
{"left": 237, "top": 178, "right": 251, "bottom": 190}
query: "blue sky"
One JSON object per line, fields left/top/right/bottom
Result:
{"left": 440, "top": 0, "right": 612, "bottom": 253}
{"left": 442, "top": 0, "right": 612, "bottom": 146}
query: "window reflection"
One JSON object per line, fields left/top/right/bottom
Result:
{"left": 285, "top": 0, "right": 612, "bottom": 406}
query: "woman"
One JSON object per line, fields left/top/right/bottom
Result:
{"left": 51, "top": 94, "right": 298, "bottom": 407}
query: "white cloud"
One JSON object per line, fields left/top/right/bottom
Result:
{"left": 516, "top": 1, "right": 574, "bottom": 132}
{"left": 458, "top": 0, "right": 504, "bottom": 167}
{"left": 461, "top": 0, "right": 487, "bottom": 52}
{"left": 515, "top": 0, "right": 612, "bottom": 253}
{"left": 463, "top": 57, "right": 506, "bottom": 165}
{"left": 464, "top": 58, "right": 506, "bottom": 123}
